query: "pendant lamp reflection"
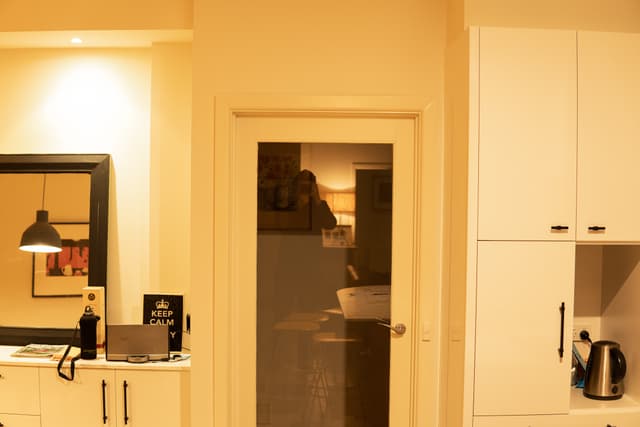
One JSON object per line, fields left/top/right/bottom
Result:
{"left": 19, "top": 175, "right": 62, "bottom": 253}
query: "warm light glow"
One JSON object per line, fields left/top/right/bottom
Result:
{"left": 325, "top": 192, "right": 355, "bottom": 214}
{"left": 70, "top": 37, "right": 83, "bottom": 45}
{"left": 38, "top": 60, "right": 141, "bottom": 151}
{"left": 19, "top": 244, "right": 62, "bottom": 253}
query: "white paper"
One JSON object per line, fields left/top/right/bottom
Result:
{"left": 336, "top": 285, "right": 390, "bottom": 320}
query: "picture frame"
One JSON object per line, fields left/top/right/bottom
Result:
{"left": 322, "top": 225, "right": 355, "bottom": 248}
{"left": 32, "top": 222, "right": 90, "bottom": 298}
{"left": 373, "top": 175, "right": 392, "bottom": 210}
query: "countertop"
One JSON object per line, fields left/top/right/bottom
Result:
{"left": 0, "top": 345, "right": 190, "bottom": 371}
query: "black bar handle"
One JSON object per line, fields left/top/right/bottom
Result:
{"left": 102, "top": 380, "right": 108, "bottom": 424}
{"left": 588, "top": 226, "right": 606, "bottom": 231}
{"left": 550, "top": 225, "right": 569, "bottom": 231}
{"left": 123, "top": 380, "right": 129, "bottom": 425}
{"left": 558, "top": 302, "right": 565, "bottom": 358}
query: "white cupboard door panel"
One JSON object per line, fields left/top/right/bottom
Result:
{"left": 116, "top": 370, "right": 188, "bottom": 427}
{"left": 474, "top": 242, "right": 575, "bottom": 415}
{"left": 578, "top": 31, "right": 640, "bottom": 242}
{"left": 39, "top": 367, "right": 116, "bottom": 427}
{"left": 0, "top": 366, "right": 40, "bottom": 415}
{"left": 478, "top": 27, "right": 577, "bottom": 241}
{"left": 0, "top": 414, "right": 41, "bottom": 427}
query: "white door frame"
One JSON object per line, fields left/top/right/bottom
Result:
{"left": 190, "top": 95, "right": 444, "bottom": 427}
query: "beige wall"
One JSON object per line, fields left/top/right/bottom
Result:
{"left": 0, "top": 0, "right": 192, "bottom": 31}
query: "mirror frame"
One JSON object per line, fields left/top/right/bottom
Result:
{"left": 0, "top": 153, "right": 110, "bottom": 345}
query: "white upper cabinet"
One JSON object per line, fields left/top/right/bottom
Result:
{"left": 577, "top": 32, "right": 640, "bottom": 242}
{"left": 477, "top": 27, "right": 577, "bottom": 241}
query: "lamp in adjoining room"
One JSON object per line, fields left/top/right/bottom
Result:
{"left": 19, "top": 175, "right": 62, "bottom": 253}
{"left": 325, "top": 191, "right": 355, "bottom": 221}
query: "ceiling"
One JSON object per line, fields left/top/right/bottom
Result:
{"left": 0, "top": 29, "right": 192, "bottom": 48}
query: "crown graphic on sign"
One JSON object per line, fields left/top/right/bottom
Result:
{"left": 155, "top": 299, "right": 170, "bottom": 310}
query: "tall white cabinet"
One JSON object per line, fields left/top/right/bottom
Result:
{"left": 456, "top": 26, "right": 640, "bottom": 427}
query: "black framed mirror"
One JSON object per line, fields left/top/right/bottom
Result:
{"left": 0, "top": 154, "right": 110, "bottom": 345}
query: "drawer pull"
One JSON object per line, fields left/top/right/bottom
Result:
{"left": 102, "top": 379, "right": 108, "bottom": 424}
{"left": 558, "top": 302, "right": 565, "bottom": 358}
{"left": 123, "top": 380, "right": 129, "bottom": 425}
{"left": 588, "top": 225, "right": 606, "bottom": 231}
{"left": 550, "top": 225, "right": 569, "bottom": 230}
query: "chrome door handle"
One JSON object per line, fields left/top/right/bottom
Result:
{"left": 376, "top": 321, "right": 407, "bottom": 335}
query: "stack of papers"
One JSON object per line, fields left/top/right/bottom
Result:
{"left": 11, "top": 344, "right": 67, "bottom": 358}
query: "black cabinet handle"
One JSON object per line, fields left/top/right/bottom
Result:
{"left": 102, "top": 380, "right": 108, "bottom": 424}
{"left": 551, "top": 225, "right": 569, "bottom": 231}
{"left": 558, "top": 302, "right": 565, "bottom": 358}
{"left": 588, "top": 226, "right": 606, "bottom": 231}
{"left": 123, "top": 380, "right": 129, "bottom": 425}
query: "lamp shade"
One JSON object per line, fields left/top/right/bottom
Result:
{"left": 326, "top": 192, "right": 355, "bottom": 214}
{"left": 19, "top": 210, "right": 62, "bottom": 253}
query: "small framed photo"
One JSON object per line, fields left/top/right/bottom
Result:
{"left": 32, "top": 222, "right": 89, "bottom": 298}
{"left": 322, "top": 225, "right": 354, "bottom": 248}
{"left": 373, "top": 175, "right": 392, "bottom": 210}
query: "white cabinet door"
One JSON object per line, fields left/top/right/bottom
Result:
{"left": 115, "top": 370, "right": 189, "bottom": 427}
{"left": 477, "top": 27, "right": 577, "bottom": 241}
{"left": 0, "top": 365, "right": 40, "bottom": 415}
{"left": 474, "top": 242, "right": 575, "bottom": 416}
{"left": 577, "top": 31, "right": 640, "bottom": 242}
{"left": 39, "top": 367, "right": 116, "bottom": 427}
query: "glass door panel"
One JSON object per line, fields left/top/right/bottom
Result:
{"left": 257, "top": 142, "right": 393, "bottom": 427}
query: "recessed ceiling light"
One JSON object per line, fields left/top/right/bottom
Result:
{"left": 70, "top": 37, "right": 83, "bottom": 44}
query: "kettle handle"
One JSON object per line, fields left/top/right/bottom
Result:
{"left": 610, "top": 347, "right": 627, "bottom": 384}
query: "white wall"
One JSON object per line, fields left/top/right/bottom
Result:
{"left": 601, "top": 245, "right": 640, "bottom": 400}
{"left": 149, "top": 43, "right": 192, "bottom": 345}
{"left": 0, "top": 48, "right": 151, "bottom": 324}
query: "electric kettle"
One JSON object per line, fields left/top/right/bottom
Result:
{"left": 583, "top": 340, "right": 626, "bottom": 400}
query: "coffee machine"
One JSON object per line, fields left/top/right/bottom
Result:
{"left": 583, "top": 340, "right": 626, "bottom": 400}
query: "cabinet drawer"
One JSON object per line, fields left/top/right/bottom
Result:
{"left": 0, "top": 414, "right": 41, "bottom": 427}
{"left": 0, "top": 366, "right": 40, "bottom": 415}
{"left": 474, "top": 413, "right": 640, "bottom": 427}
{"left": 474, "top": 415, "right": 569, "bottom": 427}
{"left": 568, "top": 412, "right": 640, "bottom": 426}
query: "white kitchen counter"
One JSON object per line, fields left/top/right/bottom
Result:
{"left": 0, "top": 345, "right": 190, "bottom": 371}
{"left": 570, "top": 386, "right": 640, "bottom": 415}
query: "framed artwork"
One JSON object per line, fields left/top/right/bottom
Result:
{"left": 32, "top": 222, "right": 89, "bottom": 297}
{"left": 373, "top": 175, "right": 392, "bottom": 210}
{"left": 322, "top": 225, "right": 355, "bottom": 248}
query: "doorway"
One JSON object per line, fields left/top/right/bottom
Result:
{"left": 200, "top": 98, "right": 443, "bottom": 427}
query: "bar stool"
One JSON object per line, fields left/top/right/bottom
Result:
{"left": 310, "top": 331, "right": 363, "bottom": 426}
